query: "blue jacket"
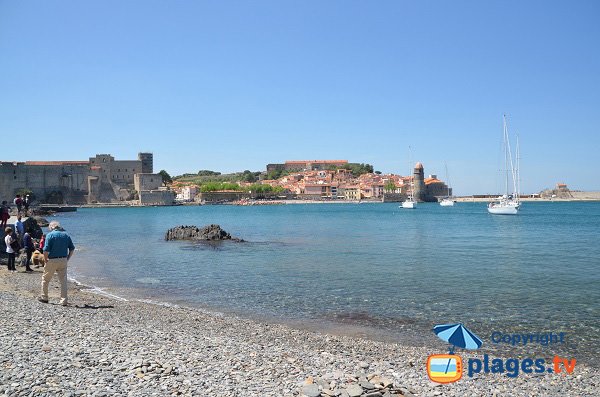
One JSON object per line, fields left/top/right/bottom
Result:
{"left": 23, "top": 233, "right": 35, "bottom": 250}
{"left": 43, "top": 230, "right": 75, "bottom": 259}
{"left": 14, "top": 220, "right": 24, "bottom": 236}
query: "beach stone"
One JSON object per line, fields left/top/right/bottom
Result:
{"left": 346, "top": 384, "right": 364, "bottom": 397}
{"left": 360, "top": 380, "right": 375, "bottom": 389}
{"left": 301, "top": 384, "right": 320, "bottom": 397}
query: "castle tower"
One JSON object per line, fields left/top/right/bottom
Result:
{"left": 413, "top": 162, "right": 425, "bottom": 202}
{"left": 138, "top": 152, "right": 153, "bottom": 174}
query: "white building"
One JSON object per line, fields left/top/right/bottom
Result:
{"left": 181, "top": 186, "right": 198, "bottom": 201}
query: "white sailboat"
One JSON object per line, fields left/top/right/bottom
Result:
{"left": 401, "top": 147, "right": 417, "bottom": 209}
{"left": 439, "top": 162, "right": 455, "bottom": 206}
{"left": 488, "top": 115, "right": 521, "bottom": 215}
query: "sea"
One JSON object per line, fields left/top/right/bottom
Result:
{"left": 54, "top": 202, "right": 599, "bottom": 364}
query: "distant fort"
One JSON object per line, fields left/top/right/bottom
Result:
{"left": 0, "top": 153, "right": 173, "bottom": 205}
{"left": 267, "top": 160, "right": 349, "bottom": 172}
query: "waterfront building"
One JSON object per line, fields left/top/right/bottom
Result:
{"left": 424, "top": 174, "right": 452, "bottom": 198}
{"left": 0, "top": 152, "right": 173, "bottom": 205}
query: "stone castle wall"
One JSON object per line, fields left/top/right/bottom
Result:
{"left": 0, "top": 152, "right": 153, "bottom": 204}
{"left": 0, "top": 162, "right": 89, "bottom": 203}
{"left": 134, "top": 173, "right": 162, "bottom": 192}
{"left": 139, "top": 190, "right": 175, "bottom": 205}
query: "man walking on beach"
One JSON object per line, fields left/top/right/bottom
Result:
{"left": 39, "top": 221, "right": 74, "bottom": 306}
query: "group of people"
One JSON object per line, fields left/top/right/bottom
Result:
{"left": 4, "top": 217, "right": 75, "bottom": 306}
{"left": 3, "top": 215, "right": 38, "bottom": 272}
{"left": 1, "top": 194, "right": 32, "bottom": 230}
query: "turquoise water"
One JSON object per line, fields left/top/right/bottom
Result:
{"left": 56, "top": 202, "right": 599, "bottom": 362}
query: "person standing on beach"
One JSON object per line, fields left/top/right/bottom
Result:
{"left": 4, "top": 227, "right": 17, "bottom": 272}
{"left": 38, "top": 233, "right": 45, "bottom": 253}
{"left": 39, "top": 221, "right": 74, "bottom": 306}
{"left": 13, "top": 195, "right": 23, "bottom": 215}
{"left": 0, "top": 201, "right": 9, "bottom": 230}
{"left": 24, "top": 195, "right": 30, "bottom": 215}
{"left": 14, "top": 215, "right": 24, "bottom": 242}
{"left": 22, "top": 232, "right": 34, "bottom": 272}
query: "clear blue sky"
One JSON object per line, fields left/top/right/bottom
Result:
{"left": 1, "top": 1, "right": 598, "bottom": 194}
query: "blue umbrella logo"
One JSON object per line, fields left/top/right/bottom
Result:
{"left": 433, "top": 323, "right": 483, "bottom": 354}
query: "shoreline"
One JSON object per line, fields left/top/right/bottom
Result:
{"left": 73, "top": 197, "right": 600, "bottom": 208}
{"left": 1, "top": 267, "right": 598, "bottom": 396}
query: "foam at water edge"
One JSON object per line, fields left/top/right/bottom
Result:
{"left": 68, "top": 276, "right": 128, "bottom": 302}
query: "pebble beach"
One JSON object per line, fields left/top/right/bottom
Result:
{"left": 0, "top": 267, "right": 598, "bottom": 397}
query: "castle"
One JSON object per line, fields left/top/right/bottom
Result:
{"left": 0, "top": 152, "right": 173, "bottom": 205}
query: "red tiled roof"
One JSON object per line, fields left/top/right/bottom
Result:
{"left": 424, "top": 177, "right": 443, "bottom": 185}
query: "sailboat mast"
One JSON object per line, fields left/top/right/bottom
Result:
{"left": 445, "top": 162, "right": 450, "bottom": 197}
{"left": 504, "top": 115, "right": 518, "bottom": 197}
{"left": 503, "top": 115, "right": 509, "bottom": 196}
{"left": 408, "top": 146, "right": 413, "bottom": 200}
{"left": 516, "top": 134, "right": 521, "bottom": 203}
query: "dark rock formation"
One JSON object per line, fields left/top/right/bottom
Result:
{"left": 165, "top": 224, "right": 243, "bottom": 242}
{"left": 24, "top": 217, "right": 44, "bottom": 239}
{"left": 32, "top": 216, "right": 49, "bottom": 227}
{"left": 33, "top": 207, "right": 56, "bottom": 216}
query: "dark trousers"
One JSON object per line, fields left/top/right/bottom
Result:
{"left": 25, "top": 249, "right": 33, "bottom": 270}
{"left": 7, "top": 252, "right": 15, "bottom": 271}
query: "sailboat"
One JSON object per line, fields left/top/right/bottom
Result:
{"left": 439, "top": 163, "right": 455, "bottom": 206}
{"left": 488, "top": 115, "right": 521, "bottom": 215}
{"left": 401, "top": 147, "right": 417, "bottom": 209}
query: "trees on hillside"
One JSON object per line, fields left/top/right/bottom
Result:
{"left": 158, "top": 170, "right": 172, "bottom": 184}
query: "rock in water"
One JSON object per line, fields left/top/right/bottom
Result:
{"left": 165, "top": 224, "right": 243, "bottom": 242}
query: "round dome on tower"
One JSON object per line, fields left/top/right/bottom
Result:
{"left": 414, "top": 162, "right": 424, "bottom": 170}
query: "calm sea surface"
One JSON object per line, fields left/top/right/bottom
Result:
{"left": 56, "top": 202, "right": 599, "bottom": 363}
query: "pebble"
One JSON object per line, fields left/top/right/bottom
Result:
{"left": 0, "top": 271, "right": 598, "bottom": 397}
{"left": 346, "top": 384, "right": 364, "bottom": 397}
{"left": 301, "top": 384, "right": 320, "bottom": 397}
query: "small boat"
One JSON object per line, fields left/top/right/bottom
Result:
{"left": 488, "top": 196, "right": 519, "bottom": 214}
{"left": 488, "top": 115, "right": 521, "bottom": 215}
{"left": 439, "top": 198, "right": 454, "bottom": 207}
{"left": 439, "top": 162, "right": 455, "bottom": 207}
{"left": 402, "top": 200, "right": 416, "bottom": 209}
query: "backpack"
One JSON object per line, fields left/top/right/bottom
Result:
{"left": 9, "top": 235, "right": 20, "bottom": 251}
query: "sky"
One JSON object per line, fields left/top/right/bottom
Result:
{"left": 1, "top": 1, "right": 599, "bottom": 195}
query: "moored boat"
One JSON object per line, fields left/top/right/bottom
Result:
{"left": 488, "top": 115, "right": 521, "bottom": 215}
